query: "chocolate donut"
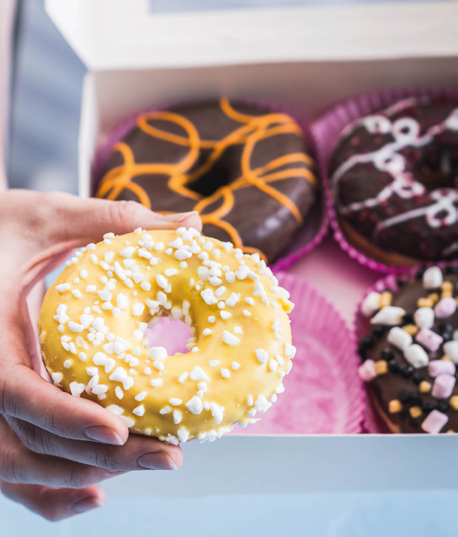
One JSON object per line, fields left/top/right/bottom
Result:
{"left": 95, "top": 98, "right": 318, "bottom": 263}
{"left": 358, "top": 265, "right": 458, "bottom": 434}
{"left": 330, "top": 97, "right": 458, "bottom": 265}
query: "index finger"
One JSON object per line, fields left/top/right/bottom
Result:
{"left": 0, "top": 364, "right": 128, "bottom": 445}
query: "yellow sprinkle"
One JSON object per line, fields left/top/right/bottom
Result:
{"left": 379, "top": 291, "right": 392, "bottom": 308}
{"left": 428, "top": 293, "right": 439, "bottom": 304}
{"left": 375, "top": 360, "right": 388, "bottom": 375}
{"left": 417, "top": 297, "right": 433, "bottom": 308}
{"left": 389, "top": 400, "right": 402, "bottom": 414}
{"left": 419, "top": 381, "right": 432, "bottom": 393}
{"left": 409, "top": 406, "right": 422, "bottom": 419}
{"left": 402, "top": 324, "right": 418, "bottom": 336}
{"left": 450, "top": 396, "right": 458, "bottom": 411}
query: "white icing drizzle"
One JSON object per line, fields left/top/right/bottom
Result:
{"left": 332, "top": 98, "right": 458, "bottom": 255}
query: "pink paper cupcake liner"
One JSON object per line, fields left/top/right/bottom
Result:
{"left": 311, "top": 86, "right": 458, "bottom": 275}
{"left": 232, "top": 271, "right": 365, "bottom": 435}
{"left": 92, "top": 99, "right": 328, "bottom": 270}
{"left": 353, "top": 261, "right": 457, "bottom": 433}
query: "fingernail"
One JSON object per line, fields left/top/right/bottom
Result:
{"left": 84, "top": 426, "right": 124, "bottom": 446}
{"left": 163, "top": 211, "right": 199, "bottom": 222}
{"left": 137, "top": 452, "right": 179, "bottom": 470}
{"left": 72, "top": 497, "right": 105, "bottom": 514}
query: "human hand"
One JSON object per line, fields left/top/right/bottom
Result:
{"left": 0, "top": 190, "right": 201, "bottom": 520}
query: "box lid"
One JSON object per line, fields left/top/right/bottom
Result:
{"left": 46, "top": 0, "right": 458, "bottom": 71}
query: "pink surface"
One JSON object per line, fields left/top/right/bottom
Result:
{"left": 234, "top": 272, "right": 365, "bottom": 435}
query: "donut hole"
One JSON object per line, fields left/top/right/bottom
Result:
{"left": 145, "top": 315, "right": 194, "bottom": 356}
{"left": 186, "top": 159, "right": 234, "bottom": 197}
{"left": 410, "top": 143, "right": 458, "bottom": 190}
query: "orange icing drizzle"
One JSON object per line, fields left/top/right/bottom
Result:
{"left": 96, "top": 98, "right": 317, "bottom": 256}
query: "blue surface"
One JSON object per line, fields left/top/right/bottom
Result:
{"left": 1, "top": 489, "right": 457, "bottom": 536}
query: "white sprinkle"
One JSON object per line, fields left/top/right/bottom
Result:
{"left": 169, "top": 398, "right": 182, "bottom": 406}
{"left": 247, "top": 395, "right": 254, "bottom": 406}
{"left": 175, "top": 249, "right": 192, "bottom": 260}
{"left": 284, "top": 343, "right": 296, "bottom": 358}
{"left": 89, "top": 254, "right": 98, "bottom": 264}
{"left": 203, "top": 328, "right": 212, "bottom": 336}
{"left": 133, "top": 405, "right": 145, "bottom": 417}
{"left": 210, "top": 402, "right": 224, "bottom": 424}
{"left": 190, "top": 366, "right": 209, "bottom": 381}
{"left": 132, "top": 303, "right": 145, "bottom": 316}
{"left": 209, "top": 360, "right": 220, "bottom": 367}
{"left": 255, "top": 349, "right": 268, "bottom": 364}
{"left": 245, "top": 297, "right": 254, "bottom": 305}
{"left": 208, "top": 315, "right": 216, "bottom": 323}
{"left": 156, "top": 274, "right": 169, "bottom": 289}
{"left": 78, "top": 352, "right": 87, "bottom": 362}
{"left": 233, "top": 326, "right": 243, "bottom": 335}
{"left": 79, "top": 269, "right": 88, "bottom": 279}
{"left": 52, "top": 372, "right": 63, "bottom": 384}
{"left": 179, "top": 261, "right": 188, "bottom": 269}
{"left": 185, "top": 396, "right": 203, "bottom": 414}
{"left": 243, "top": 309, "right": 251, "bottom": 317}
{"left": 104, "top": 252, "right": 115, "bottom": 263}
{"left": 222, "top": 330, "right": 239, "bottom": 346}
{"left": 220, "top": 311, "right": 231, "bottom": 320}
{"left": 173, "top": 410, "right": 182, "bottom": 424}
{"left": 178, "top": 372, "right": 189, "bottom": 383}
{"left": 120, "top": 416, "right": 135, "bottom": 428}
{"left": 370, "top": 306, "right": 406, "bottom": 326}
{"left": 254, "top": 396, "right": 270, "bottom": 413}
{"left": 68, "top": 321, "right": 83, "bottom": 333}
{"left": 120, "top": 246, "right": 135, "bottom": 258}
{"left": 153, "top": 360, "right": 165, "bottom": 371}
{"left": 135, "top": 391, "right": 147, "bottom": 402}
{"left": 168, "top": 237, "right": 183, "bottom": 249}
{"left": 232, "top": 362, "right": 240, "bottom": 370}
{"left": 198, "top": 266, "right": 210, "bottom": 280}
{"left": 225, "top": 293, "right": 239, "bottom": 307}
{"left": 160, "top": 406, "right": 171, "bottom": 415}
{"left": 70, "top": 382, "right": 85, "bottom": 397}
{"left": 98, "top": 290, "right": 112, "bottom": 302}
{"left": 72, "top": 290, "right": 83, "bottom": 299}
{"left": 86, "top": 285, "right": 96, "bottom": 293}
{"left": 148, "top": 347, "right": 167, "bottom": 361}
{"left": 201, "top": 288, "right": 217, "bottom": 305}
{"left": 221, "top": 368, "right": 231, "bottom": 378}
{"left": 225, "top": 271, "right": 236, "bottom": 283}
{"left": 423, "top": 266, "right": 443, "bottom": 289}
{"left": 105, "top": 406, "right": 124, "bottom": 419}
{"left": 218, "top": 301, "right": 226, "bottom": 309}
{"left": 115, "top": 386, "right": 124, "bottom": 399}
{"left": 269, "top": 359, "right": 278, "bottom": 372}
{"left": 150, "top": 378, "right": 163, "bottom": 387}
{"left": 177, "top": 427, "right": 189, "bottom": 443}
{"left": 109, "top": 367, "right": 127, "bottom": 382}
{"left": 63, "top": 359, "right": 72, "bottom": 368}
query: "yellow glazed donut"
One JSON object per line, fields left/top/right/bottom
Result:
{"left": 38, "top": 227, "right": 296, "bottom": 444}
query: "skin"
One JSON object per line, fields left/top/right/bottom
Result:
{"left": 0, "top": 189, "right": 202, "bottom": 521}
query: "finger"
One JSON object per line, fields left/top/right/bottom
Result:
{"left": 44, "top": 192, "right": 202, "bottom": 247}
{"left": 0, "top": 364, "right": 129, "bottom": 445}
{"left": 0, "top": 481, "right": 106, "bottom": 521}
{"left": 0, "top": 416, "right": 121, "bottom": 489}
{"left": 8, "top": 417, "right": 182, "bottom": 472}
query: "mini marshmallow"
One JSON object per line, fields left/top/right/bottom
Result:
{"left": 358, "top": 359, "right": 377, "bottom": 382}
{"left": 387, "top": 326, "right": 412, "bottom": 350}
{"left": 404, "top": 344, "right": 429, "bottom": 368}
{"left": 370, "top": 306, "right": 406, "bottom": 326}
{"left": 431, "top": 374, "right": 456, "bottom": 399}
{"left": 415, "top": 327, "right": 443, "bottom": 352}
{"left": 421, "top": 410, "right": 448, "bottom": 434}
{"left": 428, "top": 359, "right": 456, "bottom": 377}
{"left": 443, "top": 341, "right": 458, "bottom": 364}
{"left": 361, "top": 292, "right": 381, "bottom": 317}
{"left": 414, "top": 307, "right": 434, "bottom": 329}
{"left": 422, "top": 266, "right": 443, "bottom": 289}
{"left": 434, "top": 297, "right": 456, "bottom": 319}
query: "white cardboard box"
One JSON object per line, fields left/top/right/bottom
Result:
{"left": 46, "top": 0, "right": 458, "bottom": 494}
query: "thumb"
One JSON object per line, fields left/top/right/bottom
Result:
{"left": 46, "top": 192, "right": 202, "bottom": 246}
